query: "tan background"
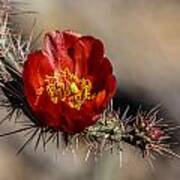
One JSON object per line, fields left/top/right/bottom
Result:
{"left": 0, "top": 0, "right": 180, "bottom": 179}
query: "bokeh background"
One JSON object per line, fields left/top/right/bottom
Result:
{"left": 0, "top": 0, "right": 180, "bottom": 179}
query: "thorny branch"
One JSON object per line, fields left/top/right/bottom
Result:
{"left": 0, "top": 0, "right": 179, "bottom": 166}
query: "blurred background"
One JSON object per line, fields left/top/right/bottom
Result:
{"left": 0, "top": 0, "right": 180, "bottom": 179}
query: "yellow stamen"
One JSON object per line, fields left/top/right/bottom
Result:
{"left": 38, "top": 68, "right": 94, "bottom": 110}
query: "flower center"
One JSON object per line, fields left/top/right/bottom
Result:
{"left": 41, "top": 68, "right": 94, "bottom": 110}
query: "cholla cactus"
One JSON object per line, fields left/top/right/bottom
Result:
{"left": 0, "top": 0, "right": 179, "bottom": 165}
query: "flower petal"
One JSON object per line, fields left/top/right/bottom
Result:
{"left": 63, "top": 30, "right": 81, "bottom": 48}
{"left": 70, "top": 36, "right": 104, "bottom": 77}
{"left": 60, "top": 102, "right": 99, "bottom": 133}
{"left": 23, "top": 51, "right": 54, "bottom": 108}
{"left": 43, "top": 30, "right": 75, "bottom": 71}
{"left": 104, "top": 74, "right": 117, "bottom": 103}
{"left": 91, "top": 57, "right": 113, "bottom": 93}
{"left": 95, "top": 90, "right": 106, "bottom": 108}
{"left": 34, "top": 92, "right": 62, "bottom": 129}
{"left": 60, "top": 89, "right": 107, "bottom": 133}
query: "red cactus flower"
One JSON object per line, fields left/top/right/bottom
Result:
{"left": 23, "top": 30, "right": 117, "bottom": 133}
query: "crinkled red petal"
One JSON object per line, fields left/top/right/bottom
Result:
{"left": 43, "top": 30, "right": 78, "bottom": 71}
{"left": 23, "top": 51, "right": 54, "bottom": 109}
{"left": 63, "top": 30, "right": 81, "bottom": 48}
{"left": 60, "top": 101, "right": 100, "bottom": 133}
{"left": 91, "top": 57, "right": 113, "bottom": 93}
{"left": 69, "top": 36, "right": 104, "bottom": 77}
{"left": 104, "top": 74, "right": 117, "bottom": 104}
{"left": 34, "top": 92, "right": 62, "bottom": 129}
